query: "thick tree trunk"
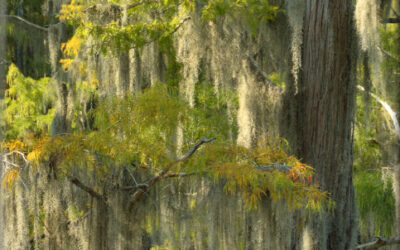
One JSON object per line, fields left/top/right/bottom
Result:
{"left": 296, "top": 1, "right": 358, "bottom": 249}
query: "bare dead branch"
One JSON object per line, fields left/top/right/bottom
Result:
{"left": 128, "top": 137, "right": 215, "bottom": 210}
{"left": 1, "top": 15, "right": 48, "bottom": 31}
{"left": 70, "top": 177, "right": 103, "bottom": 200}
{"left": 353, "top": 236, "right": 400, "bottom": 249}
{"left": 380, "top": 17, "right": 400, "bottom": 23}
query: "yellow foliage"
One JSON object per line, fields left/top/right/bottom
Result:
{"left": 59, "top": 0, "right": 84, "bottom": 23}
{"left": 5, "top": 139, "right": 26, "bottom": 152}
{"left": 61, "top": 32, "right": 83, "bottom": 58}
{"left": 2, "top": 169, "right": 19, "bottom": 190}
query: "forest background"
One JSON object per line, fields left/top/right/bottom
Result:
{"left": 0, "top": 0, "right": 399, "bottom": 249}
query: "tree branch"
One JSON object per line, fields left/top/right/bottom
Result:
{"left": 1, "top": 150, "right": 30, "bottom": 170}
{"left": 254, "top": 163, "right": 292, "bottom": 172}
{"left": 1, "top": 15, "right": 48, "bottom": 31}
{"left": 164, "top": 172, "right": 198, "bottom": 178}
{"left": 175, "top": 137, "right": 216, "bottom": 162}
{"left": 377, "top": 46, "right": 400, "bottom": 62}
{"left": 128, "top": 137, "right": 215, "bottom": 210}
{"left": 246, "top": 55, "right": 281, "bottom": 88}
{"left": 357, "top": 85, "right": 400, "bottom": 138}
{"left": 70, "top": 177, "right": 103, "bottom": 200}
{"left": 380, "top": 17, "right": 400, "bottom": 23}
{"left": 353, "top": 236, "right": 400, "bottom": 249}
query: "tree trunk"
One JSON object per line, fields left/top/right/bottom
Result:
{"left": 393, "top": 0, "right": 400, "bottom": 238}
{"left": 296, "top": 1, "right": 358, "bottom": 249}
{"left": 0, "top": 0, "right": 6, "bottom": 100}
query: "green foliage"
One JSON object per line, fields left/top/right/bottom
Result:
{"left": 353, "top": 94, "right": 383, "bottom": 172}
{"left": 4, "top": 64, "right": 55, "bottom": 139}
{"left": 58, "top": 0, "right": 279, "bottom": 62}
{"left": 354, "top": 171, "right": 395, "bottom": 236}
{"left": 353, "top": 66, "right": 396, "bottom": 236}
{"left": 201, "top": 0, "right": 279, "bottom": 34}
{"left": 24, "top": 82, "right": 331, "bottom": 211}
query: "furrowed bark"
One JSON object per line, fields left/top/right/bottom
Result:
{"left": 296, "top": 1, "right": 357, "bottom": 249}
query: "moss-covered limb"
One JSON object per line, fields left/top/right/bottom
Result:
{"left": 69, "top": 177, "right": 104, "bottom": 200}
{"left": 353, "top": 236, "right": 400, "bottom": 250}
{"left": 1, "top": 15, "right": 49, "bottom": 31}
{"left": 380, "top": 17, "right": 400, "bottom": 23}
{"left": 128, "top": 136, "right": 216, "bottom": 210}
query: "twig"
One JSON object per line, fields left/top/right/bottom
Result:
{"left": 128, "top": 137, "right": 215, "bottom": 210}
{"left": 353, "top": 236, "right": 400, "bottom": 249}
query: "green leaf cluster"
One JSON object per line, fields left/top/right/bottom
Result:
{"left": 23, "top": 82, "right": 331, "bottom": 211}
{"left": 4, "top": 64, "right": 55, "bottom": 139}
{"left": 58, "top": 0, "right": 279, "bottom": 61}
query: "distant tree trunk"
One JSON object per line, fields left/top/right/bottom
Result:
{"left": 295, "top": 1, "right": 358, "bottom": 249}
{"left": 0, "top": 0, "right": 6, "bottom": 97}
{"left": 393, "top": 0, "right": 400, "bottom": 238}
{"left": 48, "top": 0, "right": 70, "bottom": 135}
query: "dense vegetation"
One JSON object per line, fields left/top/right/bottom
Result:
{"left": 0, "top": 0, "right": 399, "bottom": 249}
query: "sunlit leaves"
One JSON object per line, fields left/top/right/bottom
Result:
{"left": 1, "top": 169, "right": 19, "bottom": 190}
{"left": 201, "top": 0, "right": 279, "bottom": 34}
{"left": 8, "top": 81, "right": 331, "bottom": 212}
{"left": 185, "top": 140, "right": 329, "bottom": 210}
{"left": 4, "top": 64, "right": 55, "bottom": 139}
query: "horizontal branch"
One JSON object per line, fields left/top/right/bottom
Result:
{"left": 120, "top": 183, "right": 149, "bottom": 190}
{"left": 381, "top": 17, "right": 400, "bottom": 23}
{"left": 70, "top": 177, "right": 103, "bottom": 200}
{"left": 254, "top": 163, "right": 292, "bottom": 172}
{"left": 164, "top": 172, "right": 198, "bottom": 178}
{"left": 128, "top": 137, "right": 215, "bottom": 210}
{"left": 353, "top": 236, "right": 400, "bottom": 249}
{"left": 0, "top": 15, "right": 48, "bottom": 31}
